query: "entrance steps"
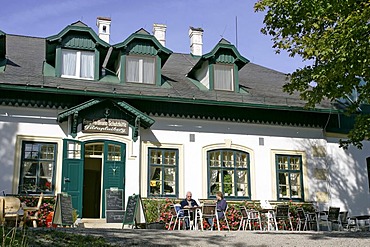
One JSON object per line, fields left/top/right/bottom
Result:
{"left": 80, "top": 218, "right": 122, "bottom": 229}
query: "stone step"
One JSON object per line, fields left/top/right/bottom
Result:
{"left": 79, "top": 219, "right": 122, "bottom": 229}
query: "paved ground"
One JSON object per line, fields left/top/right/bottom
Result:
{"left": 55, "top": 228, "right": 370, "bottom": 247}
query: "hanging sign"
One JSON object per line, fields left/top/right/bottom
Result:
{"left": 82, "top": 118, "right": 129, "bottom": 135}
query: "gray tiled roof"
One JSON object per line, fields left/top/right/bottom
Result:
{"left": 0, "top": 34, "right": 332, "bottom": 111}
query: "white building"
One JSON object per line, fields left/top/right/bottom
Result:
{"left": 0, "top": 20, "right": 369, "bottom": 220}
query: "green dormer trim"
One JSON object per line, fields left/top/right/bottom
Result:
{"left": 114, "top": 28, "right": 172, "bottom": 65}
{"left": 114, "top": 28, "right": 173, "bottom": 86}
{"left": 188, "top": 38, "right": 249, "bottom": 93}
{"left": 203, "top": 38, "right": 249, "bottom": 69}
{"left": 46, "top": 21, "right": 110, "bottom": 80}
{"left": 47, "top": 21, "right": 109, "bottom": 47}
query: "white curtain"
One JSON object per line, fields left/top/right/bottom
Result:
{"left": 80, "top": 52, "right": 94, "bottom": 79}
{"left": 126, "top": 57, "right": 140, "bottom": 82}
{"left": 61, "top": 50, "right": 76, "bottom": 76}
{"left": 214, "top": 65, "right": 233, "bottom": 90}
{"left": 143, "top": 57, "right": 155, "bottom": 84}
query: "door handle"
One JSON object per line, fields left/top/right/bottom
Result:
{"left": 64, "top": 177, "right": 70, "bottom": 183}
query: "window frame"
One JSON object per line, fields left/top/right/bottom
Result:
{"left": 147, "top": 148, "right": 178, "bottom": 198}
{"left": 213, "top": 63, "right": 234, "bottom": 91}
{"left": 275, "top": 154, "right": 304, "bottom": 202}
{"left": 61, "top": 49, "right": 95, "bottom": 80}
{"left": 18, "top": 141, "right": 57, "bottom": 195}
{"left": 125, "top": 55, "right": 156, "bottom": 84}
{"left": 207, "top": 149, "right": 251, "bottom": 200}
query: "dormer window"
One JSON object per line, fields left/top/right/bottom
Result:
{"left": 126, "top": 55, "right": 155, "bottom": 84}
{"left": 214, "top": 64, "right": 234, "bottom": 91}
{"left": 61, "top": 49, "right": 95, "bottom": 80}
{"left": 187, "top": 38, "right": 249, "bottom": 93}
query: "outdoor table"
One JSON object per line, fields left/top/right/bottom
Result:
{"left": 349, "top": 215, "right": 370, "bottom": 231}
{"left": 184, "top": 206, "right": 201, "bottom": 230}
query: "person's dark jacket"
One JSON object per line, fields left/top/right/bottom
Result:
{"left": 180, "top": 198, "right": 199, "bottom": 208}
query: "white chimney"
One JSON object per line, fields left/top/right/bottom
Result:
{"left": 96, "top": 17, "right": 111, "bottom": 43}
{"left": 153, "top": 23, "right": 167, "bottom": 46}
{"left": 189, "top": 27, "right": 203, "bottom": 56}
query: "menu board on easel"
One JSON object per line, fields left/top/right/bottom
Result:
{"left": 122, "top": 194, "right": 146, "bottom": 228}
{"left": 105, "top": 188, "right": 124, "bottom": 223}
{"left": 52, "top": 193, "right": 74, "bottom": 226}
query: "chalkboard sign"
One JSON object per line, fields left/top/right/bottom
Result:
{"left": 105, "top": 189, "right": 123, "bottom": 211}
{"left": 106, "top": 210, "right": 125, "bottom": 223}
{"left": 122, "top": 194, "right": 146, "bottom": 228}
{"left": 123, "top": 194, "right": 138, "bottom": 226}
{"left": 52, "top": 193, "right": 74, "bottom": 226}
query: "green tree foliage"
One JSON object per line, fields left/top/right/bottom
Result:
{"left": 254, "top": 0, "right": 370, "bottom": 148}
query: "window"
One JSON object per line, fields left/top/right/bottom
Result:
{"left": 61, "top": 49, "right": 94, "bottom": 79}
{"left": 214, "top": 64, "right": 234, "bottom": 91}
{"left": 66, "top": 140, "right": 81, "bottom": 159}
{"left": 276, "top": 154, "right": 304, "bottom": 201}
{"left": 19, "top": 142, "right": 57, "bottom": 194}
{"left": 208, "top": 149, "right": 250, "bottom": 198}
{"left": 107, "top": 144, "right": 121, "bottom": 161}
{"left": 126, "top": 56, "right": 155, "bottom": 84}
{"left": 148, "top": 148, "right": 178, "bottom": 197}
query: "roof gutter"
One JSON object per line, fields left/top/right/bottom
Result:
{"left": 0, "top": 84, "right": 337, "bottom": 114}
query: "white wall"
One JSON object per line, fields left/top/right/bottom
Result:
{"left": 0, "top": 106, "right": 65, "bottom": 194}
{"left": 1, "top": 106, "right": 369, "bottom": 215}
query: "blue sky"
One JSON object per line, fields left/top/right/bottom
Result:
{"left": 0, "top": 0, "right": 308, "bottom": 73}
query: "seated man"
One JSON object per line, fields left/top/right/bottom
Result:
{"left": 180, "top": 191, "right": 199, "bottom": 230}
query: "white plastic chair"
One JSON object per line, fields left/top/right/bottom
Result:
{"left": 247, "top": 209, "right": 262, "bottom": 230}
{"left": 168, "top": 204, "right": 190, "bottom": 230}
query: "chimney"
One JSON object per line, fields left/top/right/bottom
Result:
{"left": 153, "top": 24, "right": 167, "bottom": 46}
{"left": 189, "top": 27, "right": 203, "bottom": 56}
{"left": 96, "top": 17, "right": 111, "bottom": 43}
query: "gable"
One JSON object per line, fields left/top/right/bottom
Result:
{"left": 114, "top": 29, "right": 172, "bottom": 66}
{"left": 57, "top": 98, "right": 155, "bottom": 128}
{"left": 46, "top": 22, "right": 110, "bottom": 66}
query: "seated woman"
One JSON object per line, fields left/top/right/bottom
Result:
{"left": 207, "top": 191, "right": 227, "bottom": 229}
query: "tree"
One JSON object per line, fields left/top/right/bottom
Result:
{"left": 254, "top": 0, "right": 370, "bottom": 148}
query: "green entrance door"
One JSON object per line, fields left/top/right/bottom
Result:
{"left": 102, "top": 141, "right": 126, "bottom": 217}
{"left": 62, "top": 139, "right": 84, "bottom": 217}
{"left": 62, "top": 140, "right": 126, "bottom": 218}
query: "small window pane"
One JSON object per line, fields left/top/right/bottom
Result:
{"left": 23, "top": 162, "right": 37, "bottom": 176}
{"left": 67, "top": 141, "right": 81, "bottom": 159}
{"left": 62, "top": 50, "right": 77, "bottom": 76}
{"left": 80, "top": 51, "right": 94, "bottom": 79}
{"left": 107, "top": 144, "right": 121, "bottom": 161}
{"left": 214, "top": 64, "right": 233, "bottom": 91}
{"left": 39, "top": 162, "right": 53, "bottom": 177}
